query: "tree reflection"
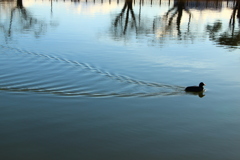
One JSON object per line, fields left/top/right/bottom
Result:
{"left": 152, "top": 0, "right": 192, "bottom": 43}
{"left": 110, "top": 0, "right": 239, "bottom": 49}
{"left": 162, "top": 0, "right": 191, "bottom": 34}
{"left": 229, "top": 0, "right": 240, "bottom": 29}
{"left": 111, "top": 0, "right": 168, "bottom": 41}
{"left": 206, "top": 21, "right": 222, "bottom": 40}
{"left": 111, "top": 0, "right": 138, "bottom": 40}
{"left": 111, "top": 0, "right": 192, "bottom": 41}
{"left": 111, "top": 0, "right": 193, "bottom": 42}
{"left": 207, "top": 1, "right": 240, "bottom": 49}
{"left": 0, "top": 0, "right": 58, "bottom": 42}
{"left": 207, "top": 21, "right": 240, "bottom": 49}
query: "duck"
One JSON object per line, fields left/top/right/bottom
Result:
{"left": 185, "top": 82, "right": 206, "bottom": 92}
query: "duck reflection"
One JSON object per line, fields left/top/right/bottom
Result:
{"left": 186, "top": 91, "right": 205, "bottom": 98}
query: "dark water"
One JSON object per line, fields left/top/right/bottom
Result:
{"left": 1, "top": 0, "right": 240, "bottom": 159}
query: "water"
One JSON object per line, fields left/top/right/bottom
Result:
{"left": 0, "top": 0, "right": 240, "bottom": 159}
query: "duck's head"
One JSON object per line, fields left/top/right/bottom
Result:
{"left": 199, "top": 82, "right": 206, "bottom": 87}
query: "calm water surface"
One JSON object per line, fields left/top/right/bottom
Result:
{"left": 0, "top": 0, "right": 240, "bottom": 159}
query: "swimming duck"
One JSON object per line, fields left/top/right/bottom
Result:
{"left": 185, "top": 82, "right": 206, "bottom": 92}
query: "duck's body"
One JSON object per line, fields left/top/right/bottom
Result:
{"left": 185, "top": 82, "right": 205, "bottom": 92}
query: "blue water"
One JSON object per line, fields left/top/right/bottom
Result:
{"left": 1, "top": 0, "right": 240, "bottom": 159}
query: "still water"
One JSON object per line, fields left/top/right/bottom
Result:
{"left": 0, "top": 0, "right": 240, "bottom": 159}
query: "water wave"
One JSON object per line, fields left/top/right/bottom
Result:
{"left": 0, "top": 44, "right": 185, "bottom": 97}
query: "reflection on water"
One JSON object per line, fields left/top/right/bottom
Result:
{"left": 1, "top": 1, "right": 240, "bottom": 160}
{"left": 0, "top": 0, "right": 239, "bottom": 48}
{"left": 0, "top": 0, "right": 58, "bottom": 42}
{"left": 0, "top": 0, "right": 239, "bottom": 98}
{"left": 185, "top": 90, "right": 205, "bottom": 98}
{"left": 110, "top": 0, "right": 239, "bottom": 48}
{"left": 207, "top": 20, "right": 240, "bottom": 49}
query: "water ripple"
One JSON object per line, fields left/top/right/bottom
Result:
{"left": 0, "top": 44, "right": 185, "bottom": 97}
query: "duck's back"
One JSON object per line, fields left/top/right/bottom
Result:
{"left": 185, "top": 86, "right": 203, "bottom": 92}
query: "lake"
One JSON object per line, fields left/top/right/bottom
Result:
{"left": 0, "top": 0, "right": 240, "bottom": 159}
